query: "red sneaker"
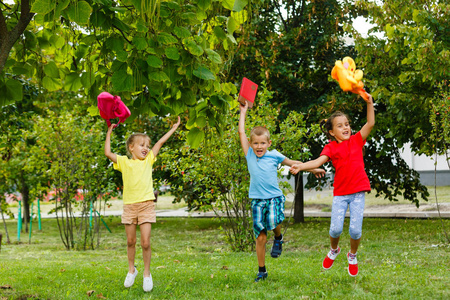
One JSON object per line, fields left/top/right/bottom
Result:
{"left": 347, "top": 252, "right": 358, "bottom": 277}
{"left": 322, "top": 247, "right": 341, "bottom": 270}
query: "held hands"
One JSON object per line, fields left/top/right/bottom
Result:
{"left": 290, "top": 164, "right": 326, "bottom": 178}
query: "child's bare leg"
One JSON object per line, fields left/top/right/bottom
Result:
{"left": 350, "top": 237, "right": 360, "bottom": 254}
{"left": 256, "top": 231, "right": 267, "bottom": 267}
{"left": 140, "top": 223, "right": 152, "bottom": 277}
{"left": 330, "top": 236, "right": 340, "bottom": 250}
{"left": 125, "top": 224, "right": 137, "bottom": 273}
{"left": 272, "top": 224, "right": 282, "bottom": 238}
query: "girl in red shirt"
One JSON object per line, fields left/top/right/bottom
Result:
{"left": 290, "top": 94, "right": 375, "bottom": 277}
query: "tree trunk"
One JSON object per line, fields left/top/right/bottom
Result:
{"left": 1, "top": 209, "right": 10, "bottom": 244}
{"left": 20, "top": 172, "right": 30, "bottom": 233}
{"left": 293, "top": 173, "right": 304, "bottom": 223}
{"left": 0, "top": 0, "right": 35, "bottom": 73}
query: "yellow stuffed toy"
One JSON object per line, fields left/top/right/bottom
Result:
{"left": 331, "top": 57, "right": 369, "bottom": 101}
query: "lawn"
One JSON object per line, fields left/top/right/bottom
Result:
{"left": 1, "top": 216, "right": 449, "bottom": 299}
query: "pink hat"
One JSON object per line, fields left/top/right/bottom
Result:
{"left": 97, "top": 92, "right": 131, "bottom": 127}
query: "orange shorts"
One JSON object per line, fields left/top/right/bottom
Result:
{"left": 121, "top": 200, "right": 156, "bottom": 225}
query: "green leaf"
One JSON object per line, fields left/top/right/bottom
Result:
{"left": 205, "top": 49, "right": 222, "bottom": 64}
{"left": 44, "top": 61, "right": 60, "bottom": 78}
{"left": 66, "top": 1, "right": 92, "bottom": 25}
{"left": 193, "top": 66, "right": 215, "bottom": 80}
{"left": 385, "top": 24, "right": 394, "bottom": 39}
{"left": 227, "top": 16, "right": 239, "bottom": 33}
{"left": 149, "top": 71, "right": 170, "bottom": 82}
{"left": 87, "top": 105, "right": 99, "bottom": 117}
{"left": 64, "top": 73, "right": 83, "bottom": 91}
{"left": 147, "top": 55, "right": 163, "bottom": 68}
{"left": 81, "top": 72, "right": 96, "bottom": 89}
{"left": 132, "top": 36, "right": 148, "bottom": 50}
{"left": 174, "top": 26, "right": 191, "bottom": 39}
{"left": 187, "top": 127, "right": 205, "bottom": 148}
{"left": 197, "top": 0, "right": 211, "bottom": 10}
{"left": 180, "top": 89, "right": 196, "bottom": 105}
{"left": 222, "top": 0, "right": 234, "bottom": 10}
{"left": 112, "top": 70, "right": 133, "bottom": 92}
{"left": 157, "top": 33, "right": 178, "bottom": 45}
{"left": 233, "top": 0, "right": 248, "bottom": 12}
{"left": 31, "top": 0, "right": 54, "bottom": 14}
{"left": 185, "top": 40, "right": 204, "bottom": 56}
{"left": 165, "top": 47, "right": 180, "bottom": 60}
{"left": 5, "top": 79, "right": 23, "bottom": 102}
{"left": 42, "top": 76, "right": 63, "bottom": 91}
{"left": 213, "top": 27, "right": 227, "bottom": 41}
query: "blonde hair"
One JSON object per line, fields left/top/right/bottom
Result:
{"left": 250, "top": 126, "right": 270, "bottom": 142}
{"left": 126, "top": 133, "right": 150, "bottom": 156}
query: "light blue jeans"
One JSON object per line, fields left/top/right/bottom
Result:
{"left": 329, "top": 192, "right": 365, "bottom": 240}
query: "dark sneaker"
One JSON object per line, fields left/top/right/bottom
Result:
{"left": 270, "top": 237, "right": 283, "bottom": 258}
{"left": 254, "top": 271, "right": 268, "bottom": 282}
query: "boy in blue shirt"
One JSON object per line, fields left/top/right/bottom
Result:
{"left": 238, "top": 102, "right": 325, "bottom": 282}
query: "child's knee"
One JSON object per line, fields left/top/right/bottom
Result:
{"left": 127, "top": 238, "right": 137, "bottom": 247}
{"left": 329, "top": 228, "right": 343, "bottom": 238}
{"left": 256, "top": 232, "right": 267, "bottom": 244}
{"left": 349, "top": 228, "right": 362, "bottom": 240}
{"left": 141, "top": 240, "right": 151, "bottom": 250}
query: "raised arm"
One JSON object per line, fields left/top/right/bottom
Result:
{"left": 105, "top": 124, "right": 117, "bottom": 163}
{"left": 152, "top": 116, "right": 181, "bottom": 157}
{"left": 360, "top": 93, "right": 375, "bottom": 141}
{"left": 238, "top": 102, "right": 250, "bottom": 156}
{"left": 289, "top": 155, "right": 329, "bottom": 175}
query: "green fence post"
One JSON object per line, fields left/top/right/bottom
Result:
{"left": 17, "top": 200, "right": 22, "bottom": 242}
{"left": 95, "top": 210, "right": 112, "bottom": 233}
{"left": 37, "top": 198, "right": 42, "bottom": 231}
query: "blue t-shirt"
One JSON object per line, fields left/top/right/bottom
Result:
{"left": 246, "top": 148, "right": 286, "bottom": 199}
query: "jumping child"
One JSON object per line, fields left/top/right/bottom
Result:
{"left": 290, "top": 94, "right": 374, "bottom": 277}
{"left": 238, "top": 102, "right": 325, "bottom": 282}
{"left": 105, "top": 116, "right": 181, "bottom": 291}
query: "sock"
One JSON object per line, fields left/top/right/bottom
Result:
{"left": 275, "top": 234, "right": 283, "bottom": 240}
{"left": 259, "top": 266, "right": 266, "bottom": 273}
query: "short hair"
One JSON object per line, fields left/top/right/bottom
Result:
{"left": 250, "top": 126, "right": 270, "bottom": 142}
{"left": 320, "top": 111, "right": 350, "bottom": 141}
{"left": 126, "top": 133, "right": 150, "bottom": 156}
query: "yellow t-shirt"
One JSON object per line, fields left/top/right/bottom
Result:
{"left": 113, "top": 151, "right": 157, "bottom": 204}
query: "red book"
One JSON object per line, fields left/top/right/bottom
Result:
{"left": 238, "top": 77, "right": 258, "bottom": 108}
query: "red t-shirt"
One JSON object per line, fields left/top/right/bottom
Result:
{"left": 320, "top": 131, "right": 370, "bottom": 196}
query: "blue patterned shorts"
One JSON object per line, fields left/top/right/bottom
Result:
{"left": 251, "top": 195, "right": 285, "bottom": 238}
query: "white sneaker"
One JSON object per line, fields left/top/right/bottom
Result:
{"left": 124, "top": 267, "right": 138, "bottom": 288}
{"left": 143, "top": 274, "right": 153, "bottom": 292}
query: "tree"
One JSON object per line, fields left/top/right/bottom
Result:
{"left": 1, "top": 0, "right": 265, "bottom": 147}
{"left": 26, "top": 110, "right": 111, "bottom": 250}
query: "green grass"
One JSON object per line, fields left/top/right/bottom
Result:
{"left": 1, "top": 216, "right": 449, "bottom": 299}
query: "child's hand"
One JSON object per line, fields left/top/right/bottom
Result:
{"left": 289, "top": 164, "right": 302, "bottom": 175}
{"left": 312, "top": 168, "right": 326, "bottom": 178}
{"left": 172, "top": 116, "right": 181, "bottom": 129}
{"left": 239, "top": 101, "right": 248, "bottom": 114}
{"left": 363, "top": 93, "right": 373, "bottom": 104}
{"left": 107, "top": 124, "right": 116, "bottom": 133}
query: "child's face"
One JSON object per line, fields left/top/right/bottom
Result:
{"left": 250, "top": 135, "right": 271, "bottom": 157}
{"left": 329, "top": 116, "right": 351, "bottom": 143}
{"left": 129, "top": 136, "right": 151, "bottom": 160}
